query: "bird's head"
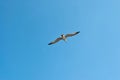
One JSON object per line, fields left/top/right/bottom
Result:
{"left": 61, "top": 34, "right": 64, "bottom": 37}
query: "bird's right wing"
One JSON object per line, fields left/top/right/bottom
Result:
{"left": 65, "top": 31, "right": 80, "bottom": 38}
{"left": 48, "top": 37, "right": 62, "bottom": 45}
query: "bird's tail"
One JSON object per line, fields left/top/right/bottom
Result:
{"left": 64, "top": 39, "right": 67, "bottom": 42}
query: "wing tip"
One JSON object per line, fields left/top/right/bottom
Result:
{"left": 76, "top": 31, "right": 80, "bottom": 34}
{"left": 48, "top": 43, "right": 52, "bottom": 45}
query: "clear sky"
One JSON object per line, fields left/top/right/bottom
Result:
{"left": 1, "top": 0, "right": 120, "bottom": 80}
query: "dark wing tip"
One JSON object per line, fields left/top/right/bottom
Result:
{"left": 76, "top": 31, "right": 80, "bottom": 34}
{"left": 48, "top": 43, "right": 52, "bottom": 45}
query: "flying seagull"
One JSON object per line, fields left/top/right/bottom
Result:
{"left": 48, "top": 31, "right": 80, "bottom": 45}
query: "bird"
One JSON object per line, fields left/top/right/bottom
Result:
{"left": 48, "top": 31, "right": 80, "bottom": 45}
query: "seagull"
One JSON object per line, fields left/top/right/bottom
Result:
{"left": 48, "top": 31, "right": 80, "bottom": 45}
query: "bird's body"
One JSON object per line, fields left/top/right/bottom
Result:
{"left": 48, "top": 31, "right": 80, "bottom": 45}
{"left": 61, "top": 34, "right": 66, "bottom": 41}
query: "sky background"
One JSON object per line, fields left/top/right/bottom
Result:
{"left": 1, "top": 0, "right": 120, "bottom": 80}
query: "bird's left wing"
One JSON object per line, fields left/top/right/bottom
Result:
{"left": 48, "top": 37, "right": 62, "bottom": 45}
{"left": 65, "top": 31, "right": 80, "bottom": 38}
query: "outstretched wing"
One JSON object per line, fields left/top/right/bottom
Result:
{"left": 65, "top": 31, "right": 80, "bottom": 38}
{"left": 48, "top": 37, "right": 62, "bottom": 45}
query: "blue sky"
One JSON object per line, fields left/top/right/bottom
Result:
{"left": 1, "top": 0, "right": 120, "bottom": 80}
